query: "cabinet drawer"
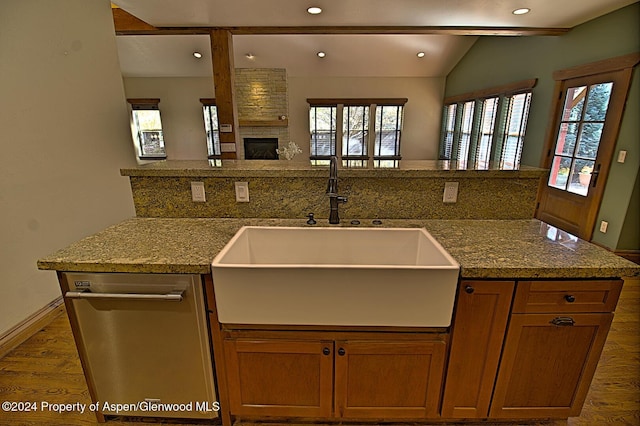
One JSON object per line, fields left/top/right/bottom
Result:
{"left": 512, "top": 280, "right": 622, "bottom": 313}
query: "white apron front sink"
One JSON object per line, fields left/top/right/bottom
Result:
{"left": 211, "top": 226, "right": 460, "bottom": 327}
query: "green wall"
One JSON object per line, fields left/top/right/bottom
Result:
{"left": 617, "top": 170, "right": 640, "bottom": 250}
{"left": 445, "top": 3, "right": 640, "bottom": 251}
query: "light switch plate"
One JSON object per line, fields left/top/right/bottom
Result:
{"left": 617, "top": 150, "right": 627, "bottom": 163}
{"left": 191, "top": 181, "right": 206, "bottom": 202}
{"left": 235, "top": 181, "right": 249, "bottom": 202}
{"left": 443, "top": 182, "right": 459, "bottom": 203}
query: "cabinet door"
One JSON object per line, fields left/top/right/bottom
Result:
{"left": 490, "top": 313, "right": 613, "bottom": 418}
{"left": 335, "top": 340, "right": 446, "bottom": 418}
{"left": 224, "top": 339, "right": 333, "bottom": 417}
{"left": 442, "top": 280, "right": 515, "bottom": 418}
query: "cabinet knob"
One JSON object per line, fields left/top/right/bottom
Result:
{"left": 338, "top": 348, "right": 346, "bottom": 356}
{"left": 465, "top": 285, "right": 475, "bottom": 294}
{"left": 565, "top": 294, "right": 576, "bottom": 303}
{"left": 322, "top": 347, "right": 330, "bottom": 356}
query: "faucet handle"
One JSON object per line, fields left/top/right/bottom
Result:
{"left": 337, "top": 196, "right": 348, "bottom": 204}
{"left": 306, "top": 213, "right": 317, "bottom": 225}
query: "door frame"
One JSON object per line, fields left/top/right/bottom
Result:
{"left": 536, "top": 52, "right": 639, "bottom": 240}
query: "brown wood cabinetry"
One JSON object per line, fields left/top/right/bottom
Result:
{"left": 335, "top": 340, "right": 446, "bottom": 418}
{"left": 222, "top": 332, "right": 447, "bottom": 419}
{"left": 489, "top": 279, "right": 623, "bottom": 418}
{"left": 224, "top": 338, "right": 333, "bottom": 417}
{"left": 441, "top": 280, "right": 515, "bottom": 418}
{"left": 213, "top": 278, "right": 624, "bottom": 424}
{"left": 511, "top": 279, "right": 622, "bottom": 313}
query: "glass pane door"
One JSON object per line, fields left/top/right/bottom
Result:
{"left": 547, "top": 82, "right": 613, "bottom": 196}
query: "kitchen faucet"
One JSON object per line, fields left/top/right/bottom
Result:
{"left": 326, "top": 155, "right": 347, "bottom": 224}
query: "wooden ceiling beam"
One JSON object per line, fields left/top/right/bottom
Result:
{"left": 115, "top": 25, "right": 570, "bottom": 37}
{"left": 112, "top": 8, "right": 157, "bottom": 32}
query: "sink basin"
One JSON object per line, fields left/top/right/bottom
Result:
{"left": 211, "top": 226, "right": 460, "bottom": 327}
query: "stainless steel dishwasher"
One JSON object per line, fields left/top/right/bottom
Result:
{"left": 62, "top": 272, "right": 218, "bottom": 420}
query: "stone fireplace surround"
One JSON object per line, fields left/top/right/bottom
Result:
{"left": 235, "top": 68, "right": 289, "bottom": 160}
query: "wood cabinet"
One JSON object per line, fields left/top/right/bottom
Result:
{"left": 441, "top": 280, "right": 515, "bottom": 418}
{"left": 222, "top": 332, "right": 447, "bottom": 419}
{"left": 224, "top": 338, "right": 333, "bottom": 417}
{"left": 335, "top": 340, "right": 446, "bottom": 418}
{"left": 214, "top": 278, "right": 624, "bottom": 424}
{"left": 489, "top": 279, "right": 623, "bottom": 418}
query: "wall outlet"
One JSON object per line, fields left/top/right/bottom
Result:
{"left": 235, "top": 181, "right": 249, "bottom": 202}
{"left": 191, "top": 181, "right": 206, "bottom": 202}
{"left": 599, "top": 220, "right": 608, "bottom": 233}
{"left": 443, "top": 182, "right": 459, "bottom": 203}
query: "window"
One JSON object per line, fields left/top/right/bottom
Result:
{"left": 310, "top": 105, "right": 337, "bottom": 166}
{"left": 440, "top": 104, "right": 457, "bottom": 160}
{"left": 308, "top": 98, "right": 406, "bottom": 167}
{"left": 201, "top": 98, "right": 221, "bottom": 159}
{"left": 457, "top": 101, "right": 475, "bottom": 168}
{"left": 500, "top": 92, "right": 532, "bottom": 169}
{"left": 476, "top": 97, "right": 499, "bottom": 168}
{"left": 127, "top": 99, "right": 166, "bottom": 159}
{"left": 374, "top": 105, "right": 403, "bottom": 168}
{"left": 547, "top": 83, "right": 612, "bottom": 195}
{"left": 439, "top": 79, "right": 536, "bottom": 169}
{"left": 343, "top": 105, "right": 369, "bottom": 159}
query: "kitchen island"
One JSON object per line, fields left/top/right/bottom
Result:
{"left": 38, "top": 217, "right": 639, "bottom": 424}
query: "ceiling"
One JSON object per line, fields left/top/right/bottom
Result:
{"left": 112, "top": 0, "right": 637, "bottom": 78}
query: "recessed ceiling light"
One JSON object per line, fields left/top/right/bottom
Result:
{"left": 317, "top": 51, "right": 326, "bottom": 58}
{"left": 417, "top": 52, "right": 426, "bottom": 58}
{"left": 307, "top": 6, "right": 322, "bottom": 15}
{"left": 193, "top": 51, "right": 202, "bottom": 59}
{"left": 512, "top": 8, "right": 530, "bottom": 15}
{"left": 245, "top": 53, "right": 255, "bottom": 59}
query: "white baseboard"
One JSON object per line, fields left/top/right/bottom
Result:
{"left": 0, "top": 296, "right": 65, "bottom": 359}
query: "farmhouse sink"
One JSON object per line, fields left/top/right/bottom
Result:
{"left": 211, "top": 226, "right": 460, "bottom": 327}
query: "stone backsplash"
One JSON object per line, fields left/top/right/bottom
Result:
{"left": 128, "top": 175, "right": 540, "bottom": 220}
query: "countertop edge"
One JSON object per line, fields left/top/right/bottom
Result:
{"left": 119, "top": 160, "right": 548, "bottom": 179}
{"left": 120, "top": 168, "right": 547, "bottom": 179}
{"left": 36, "top": 218, "right": 640, "bottom": 279}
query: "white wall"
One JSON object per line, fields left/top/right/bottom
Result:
{"left": 123, "top": 75, "right": 445, "bottom": 161}
{"left": 0, "top": 0, "right": 137, "bottom": 335}
{"left": 289, "top": 76, "right": 446, "bottom": 160}
{"left": 124, "top": 77, "right": 215, "bottom": 160}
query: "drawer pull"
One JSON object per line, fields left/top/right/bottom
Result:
{"left": 565, "top": 294, "right": 576, "bottom": 303}
{"left": 550, "top": 316, "right": 575, "bottom": 326}
{"left": 464, "top": 285, "right": 475, "bottom": 294}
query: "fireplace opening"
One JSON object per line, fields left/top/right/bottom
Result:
{"left": 244, "top": 138, "right": 279, "bottom": 160}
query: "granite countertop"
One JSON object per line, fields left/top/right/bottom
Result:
{"left": 120, "top": 160, "right": 547, "bottom": 179}
{"left": 37, "top": 218, "right": 640, "bottom": 279}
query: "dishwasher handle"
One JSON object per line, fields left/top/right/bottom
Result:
{"left": 65, "top": 290, "right": 184, "bottom": 302}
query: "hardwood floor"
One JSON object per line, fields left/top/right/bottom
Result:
{"left": 0, "top": 279, "right": 637, "bottom": 426}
